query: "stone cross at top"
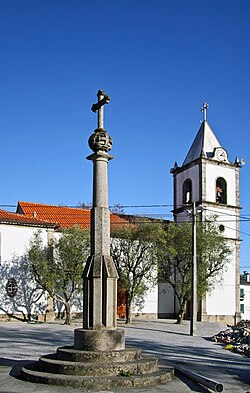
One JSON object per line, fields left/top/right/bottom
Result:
{"left": 91, "top": 90, "right": 110, "bottom": 129}
{"left": 201, "top": 102, "right": 209, "bottom": 121}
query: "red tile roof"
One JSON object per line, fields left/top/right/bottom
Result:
{"left": 0, "top": 208, "right": 55, "bottom": 227}
{"left": 17, "top": 201, "right": 129, "bottom": 230}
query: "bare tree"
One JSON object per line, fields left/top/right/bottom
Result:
{"left": 27, "top": 226, "right": 90, "bottom": 324}
{"left": 110, "top": 203, "right": 125, "bottom": 214}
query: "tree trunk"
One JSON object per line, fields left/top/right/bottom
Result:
{"left": 64, "top": 302, "right": 71, "bottom": 325}
{"left": 126, "top": 306, "right": 132, "bottom": 324}
{"left": 176, "top": 300, "right": 186, "bottom": 324}
{"left": 125, "top": 292, "right": 132, "bottom": 324}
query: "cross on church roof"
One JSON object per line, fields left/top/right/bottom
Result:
{"left": 201, "top": 102, "right": 209, "bottom": 121}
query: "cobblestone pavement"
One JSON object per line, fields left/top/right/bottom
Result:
{"left": 0, "top": 319, "right": 250, "bottom": 392}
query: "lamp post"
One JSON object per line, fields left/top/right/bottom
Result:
{"left": 190, "top": 202, "right": 197, "bottom": 336}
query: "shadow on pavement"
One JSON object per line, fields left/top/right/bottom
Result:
{"left": 124, "top": 325, "right": 190, "bottom": 336}
{"left": 0, "top": 357, "right": 35, "bottom": 380}
{"left": 126, "top": 337, "right": 250, "bottom": 388}
{"left": 0, "top": 357, "right": 35, "bottom": 368}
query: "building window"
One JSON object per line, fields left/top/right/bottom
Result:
{"left": 240, "top": 288, "right": 245, "bottom": 301}
{"left": 216, "top": 177, "right": 227, "bottom": 204}
{"left": 183, "top": 179, "right": 192, "bottom": 205}
{"left": 240, "top": 303, "right": 245, "bottom": 314}
{"left": 6, "top": 278, "right": 18, "bottom": 297}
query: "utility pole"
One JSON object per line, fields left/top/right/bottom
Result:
{"left": 190, "top": 202, "right": 197, "bottom": 336}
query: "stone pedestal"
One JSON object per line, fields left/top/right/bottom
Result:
{"left": 74, "top": 328, "right": 125, "bottom": 351}
{"left": 83, "top": 255, "right": 118, "bottom": 330}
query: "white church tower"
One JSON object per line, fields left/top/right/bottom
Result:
{"left": 170, "top": 103, "right": 242, "bottom": 324}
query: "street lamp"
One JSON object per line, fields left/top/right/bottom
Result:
{"left": 189, "top": 202, "right": 202, "bottom": 336}
{"left": 190, "top": 202, "right": 197, "bottom": 336}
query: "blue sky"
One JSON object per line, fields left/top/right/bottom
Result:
{"left": 1, "top": 0, "right": 250, "bottom": 269}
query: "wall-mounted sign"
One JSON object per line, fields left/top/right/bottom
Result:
{"left": 6, "top": 278, "right": 18, "bottom": 297}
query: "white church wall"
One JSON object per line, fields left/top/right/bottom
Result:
{"left": 0, "top": 224, "right": 51, "bottom": 318}
{"left": 0, "top": 224, "right": 158, "bottom": 321}
{"left": 205, "top": 253, "right": 236, "bottom": 317}
{"left": 132, "top": 285, "right": 158, "bottom": 319}
{"left": 158, "top": 282, "right": 179, "bottom": 318}
{"left": 0, "top": 224, "right": 84, "bottom": 320}
{"left": 206, "top": 207, "right": 237, "bottom": 240}
{"left": 1, "top": 224, "right": 49, "bottom": 262}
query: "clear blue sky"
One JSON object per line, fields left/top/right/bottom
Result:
{"left": 1, "top": 0, "right": 250, "bottom": 269}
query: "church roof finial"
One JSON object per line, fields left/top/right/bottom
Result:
{"left": 201, "top": 102, "right": 209, "bottom": 121}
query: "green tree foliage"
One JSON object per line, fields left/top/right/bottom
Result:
{"left": 111, "top": 222, "right": 164, "bottom": 324}
{"left": 27, "top": 226, "right": 90, "bottom": 324}
{"left": 158, "top": 219, "right": 232, "bottom": 324}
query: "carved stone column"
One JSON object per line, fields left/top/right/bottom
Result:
{"left": 74, "top": 90, "right": 124, "bottom": 351}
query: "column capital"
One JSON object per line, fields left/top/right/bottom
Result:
{"left": 86, "top": 151, "right": 114, "bottom": 161}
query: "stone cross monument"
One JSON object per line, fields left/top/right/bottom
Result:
{"left": 21, "top": 92, "right": 173, "bottom": 388}
{"left": 74, "top": 90, "right": 125, "bottom": 351}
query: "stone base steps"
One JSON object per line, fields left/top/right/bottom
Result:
{"left": 57, "top": 346, "right": 142, "bottom": 362}
{"left": 21, "top": 363, "right": 173, "bottom": 390}
{"left": 39, "top": 354, "right": 159, "bottom": 376}
{"left": 20, "top": 345, "right": 174, "bottom": 390}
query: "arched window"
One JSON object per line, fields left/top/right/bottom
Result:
{"left": 216, "top": 177, "right": 227, "bottom": 204}
{"left": 183, "top": 179, "right": 192, "bottom": 204}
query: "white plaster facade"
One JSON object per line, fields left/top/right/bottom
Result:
{"left": 0, "top": 211, "right": 159, "bottom": 321}
{"left": 0, "top": 219, "right": 85, "bottom": 320}
{"left": 158, "top": 282, "right": 178, "bottom": 318}
{"left": 0, "top": 220, "right": 54, "bottom": 319}
{"left": 240, "top": 272, "right": 250, "bottom": 320}
{"left": 132, "top": 286, "right": 158, "bottom": 319}
{"left": 0, "top": 223, "right": 50, "bottom": 262}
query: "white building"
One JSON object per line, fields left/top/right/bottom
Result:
{"left": 0, "top": 202, "right": 154, "bottom": 321}
{"left": 0, "top": 209, "right": 55, "bottom": 320}
{"left": 240, "top": 271, "right": 250, "bottom": 320}
{"left": 159, "top": 104, "right": 242, "bottom": 324}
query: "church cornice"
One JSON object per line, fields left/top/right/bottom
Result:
{"left": 170, "top": 157, "right": 201, "bottom": 174}
{"left": 172, "top": 200, "right": 241, "bottom": 216}
{"left": 170, "top": 155, "right": 240, "bottom": 176}
{"left": 201, "top": 200, "right": 242, "bottom": 211}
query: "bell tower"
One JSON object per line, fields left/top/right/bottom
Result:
{"left": 171, "top": 103, "right": 242, "bottom": 323}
